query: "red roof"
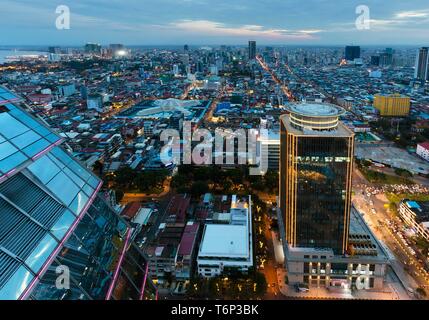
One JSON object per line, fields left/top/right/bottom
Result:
{"left": 195, "top": 208, "right": 209, "bottom": 220}
{"left": 178, "top": 223, "right": 199, "bottom": 256}
{"left": 168, "top": 194, "right": 190, "bottom": 223}
{"left": 419, "top": 142, "right": 429, "bottom": 151}
{"left": 121, "top": 202, "right": 141, "bottom": 219}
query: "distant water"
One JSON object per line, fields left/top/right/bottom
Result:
{"left": 0, "top": 50, "right": 47, "bottom": 64}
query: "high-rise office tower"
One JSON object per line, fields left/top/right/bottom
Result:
{"left": 48, "top": 46, "right": 61, "bottom": 54}
{"left": 370, "top": 55, "right": 380, "bottom": 66}
{"left": 344, "top": 46, "right": 360, "bottom": 61}
{"left": 415, "top": 47, "right": 429, "bottom": 82}
{"left": 379, "top": 48, "right": 393, "bottom": 67}
{"left": 84, "top": 43, "right": 102, "bottom": 54}
{"left": 109, "top": 43, "right": 125, "bottom": 57}
{"left": 0, "top": 86, "right": 156, "bottom": 300}
{"left": 248, "top": 40, "right": 256, "bottom": 60}
{"left": 279, "top": 103, "right": 354, "bottom": 254}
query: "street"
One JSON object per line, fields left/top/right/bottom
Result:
{"left": 353, "top": 168, "right": 429, "bottom": 298}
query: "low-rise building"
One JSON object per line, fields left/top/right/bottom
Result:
{"left": 175, "top": 221, "right": 200, "bottom": 279}
{"left": 399, "top": 200, "right": 429, "bottom": 241}
{"left": 416, "top": 142, "right": 429, "bottom": 162}
{"left": 258, "top": 130, "right": 280, "bottom": 171}
{"left": 197, "top": 195, "right": 253, "bottom": 277}
{"left": 283, "top": 206, "right": 389, "bottom": 291}
{"left": 373, "top": 93, "right": 410, "bottom": 117}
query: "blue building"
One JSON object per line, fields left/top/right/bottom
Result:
{"left": 0, "top": 86, "right": 156, "bottom": 300}
{"left": 58, "top": 83, "right": 76, "bottom": 97}
{"left": 215, "top": 102, "right": 231, "bottom": 114}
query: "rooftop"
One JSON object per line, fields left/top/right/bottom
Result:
{"left": 288, "top": 102, "right": 345, "bottom": 118}
{"left": 403, "top": 200, "right": 429, "bottom": 221}
{"left": 178, "top": 222, "right": 199, "bottom": 256}
{"left": 280, "top": 113, "right": 353, "bottom": 137}
{"left": 199, "top": 224, "right": 249, "bottom": 258}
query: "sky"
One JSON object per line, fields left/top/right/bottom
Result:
{"left": 1, "top": 0, "right": 429, "bottom": 46}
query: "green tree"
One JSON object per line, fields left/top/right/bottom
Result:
{"left": 115, "top": 167, "right": 135, "bottom": 189}
{"left": 264, "top": 170, "right": 279, "bottom": 193}
{"left": 171, "top": 173, "right": 189, "bottom": 189}
{"left": 190, "top": 180, "right": 209, "bottom": 196}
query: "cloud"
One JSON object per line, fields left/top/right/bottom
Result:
{"left": 395, "top": 9, "right": 429, "bottom": 19}
{"left": 298, "top": 29, "right": 324, "bottom": 34}
{"left": 156, "top": 20, "right": 321, "bottom": 40}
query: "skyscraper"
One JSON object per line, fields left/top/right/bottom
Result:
{"left": 0, "top": 86, "right": 156, "bottom": 300}
{"left": 344, "top": 46, "right": 360, "bottom": 61}
{"left": 415, "top": 47, "right": 429, "bottom": 82}
{"left": 109, "top": 43, "right": 125, "bottom": 57}
{"left": 278, "top": 103, "right": 389, "bottom": 290}
{"left": 379, "top": 48, "right": 394, "bottom": 67}
{"left": 279, "top": 103, "right": 354, "bottom": 254}
{"left": 248, "top": 40, "right": 256, "bottom": 60}
{"left": 84, "top": 43, "right": 102, "bottom": 54}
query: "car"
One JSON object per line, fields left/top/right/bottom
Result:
{"left": 294, "top": 283, "right": 309, "bottom": 293}
{"left": 137, "top": 237, "right": 147, "bottom": 247}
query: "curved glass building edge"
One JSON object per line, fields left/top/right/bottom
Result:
{"left": 0, "top": 86, "right": 156, "bottom": 300}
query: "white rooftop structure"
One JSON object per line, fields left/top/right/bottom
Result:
{"left": 132, "top": 208, "right": 153, "bottom": 226}
{"left": 197, "top": 195, "right": 253, "bottom": 278}
{"left": 135, "top": 98, "right": 201, "bottom": 117}
{"left": 199, "top": 225, "right": 248, "bottom": 258}
{"left": 289, "top": 102, "right": 345, "bottom": 118}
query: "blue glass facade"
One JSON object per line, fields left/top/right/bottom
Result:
{"left": 0, "top": 86, "right": 156, "bottom": 300}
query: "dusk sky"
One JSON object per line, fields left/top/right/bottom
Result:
{"left": 1, "top": 0, "right": 429, "bottom": 46}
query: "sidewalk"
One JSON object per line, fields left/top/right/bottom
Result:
{"left": 270, "top": 231, "right": 407, "bottom": 300}
{"left": 276, "top": 268, "right": 403, "bottom": 300}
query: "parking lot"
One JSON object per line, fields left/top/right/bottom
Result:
{"left": 356, "top": 144, "right": 429, "bottom": 175}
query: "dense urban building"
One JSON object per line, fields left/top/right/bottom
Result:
{"left": 248, "top": 40, "right": 256, "bottom": 60}
{"left": 416, "top": 142, "right": 429, "bottom": 162}
{"left": 345, "top": 46, "right": 361, "bottom": 61}
{"left": 373, "top": 93, "right": 411, "bottom": 117}
{"left": 1, "top": 37, "right": 428, "bottom": 300}
{"left": 399, "top": 200, "right": 429, "bottom": 242}
{"left": 415, "top": 47, "right": 429, "bottom": 82}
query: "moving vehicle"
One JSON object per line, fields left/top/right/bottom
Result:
{"left": 294, "top": 283, "right": 309, "bottom": 293}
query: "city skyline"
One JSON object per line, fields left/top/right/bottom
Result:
{"left": 1, "top": 0, "right": 429, "bottom": 46}
{"left": 1, "top": 0, "right": 429, "bottom": 304}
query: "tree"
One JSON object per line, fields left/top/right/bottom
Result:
{"left": 171, "top": 173, "right": 189, "bottom": 189}
{"left": 190, "top": 181, "right": 209, "bottom": 196}
{"left": 253, "top": 272, "right": 267, "bottom": 296}
{"left": 114, "top": 167, "right": 135, "bottom": 189}
{"left": 194, "top": 166, "right": 212, "bottom": 181}
{"left": 394, "top": 168, "right": 413, "bottom": 177}
{"left": 93, "top": 160, "right": 103, "bottom": 176}
{"left": 264, "top": 170, "right": 279, "bottom": 193}
{"left": 115, "top": 189, "right": 124, "bottom": 202}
